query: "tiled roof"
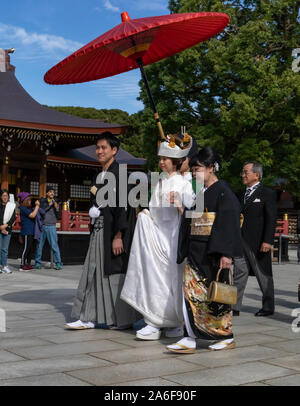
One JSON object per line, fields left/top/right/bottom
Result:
{"left": 0, "top": 71, "right": 126, "bottom": 132}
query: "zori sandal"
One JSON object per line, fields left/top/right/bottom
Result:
{"left": 166, "top": 343, "right": 196, "bottom": 354}
{"left": 208, "top": 339, "right": 236, "bottom": 351}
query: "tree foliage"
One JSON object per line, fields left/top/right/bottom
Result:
{"left": 137, "top": 0, "right": 300, "bottom": 194}
{"left": 50, "top": 2, "right": 300, "bottom": 195}
{"left": 50, "top": 106, "right": 145, "bottom": 158}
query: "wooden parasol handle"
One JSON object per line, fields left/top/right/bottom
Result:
{"left": 136, "top": 58, "right": 165, "bottom": 140}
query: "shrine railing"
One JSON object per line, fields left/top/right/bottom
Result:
{"left": 11, "top": 211, "right": 290, "bottom": 235}
{"left": 275, "top": 215, "right": 289, "bottom": 236}
{"left": 59, "top": 210, "right": 90, "bottom": 232}
{"left": 12, "top": 209, "right": 90, "bottom": 232}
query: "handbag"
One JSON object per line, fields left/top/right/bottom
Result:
{"left": 207, "top": 267, "right": 237, "bottom": 305}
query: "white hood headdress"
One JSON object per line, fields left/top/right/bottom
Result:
{"left": 157, "top": 126, "right": 192, "bottom": 158}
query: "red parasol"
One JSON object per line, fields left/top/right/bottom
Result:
{"left": 44, "top": 12, "right": 229, "bottom": 139}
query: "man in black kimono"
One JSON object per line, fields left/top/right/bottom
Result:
{"left": 233, "top": 162, "right": 277, "bottom": 317}
{"left": 66, "top": 132, "right": 137, "bottom": 330}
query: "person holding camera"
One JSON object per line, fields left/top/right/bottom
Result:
{"left": 34, "top": 186, "right": 62, "bottom": 270}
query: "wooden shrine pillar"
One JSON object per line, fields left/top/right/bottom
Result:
{"left": 39, "top": 158, "right": 47, "bottom": 197}
{"left": 1, "top": 155, "right": 9, "bottom": 190}
{"left": 16, "top": 169, "right": 22, "bottom": 195}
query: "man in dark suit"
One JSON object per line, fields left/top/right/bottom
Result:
{"left": 233, "top": 162, "right": 277, "bottom": 317}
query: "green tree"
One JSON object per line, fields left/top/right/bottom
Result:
{"left": 138, "top": 0, "right": 300, "bottom": 195}
{"left": 50, "top": 106, "right": 145, "bottom": 158}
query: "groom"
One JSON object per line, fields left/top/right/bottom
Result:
{"left": 66, "top": 132, "right": 137, "bottom": 330}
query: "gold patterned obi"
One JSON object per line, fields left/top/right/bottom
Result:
{"left": 191, "top": 212, "right": 244, "bottom": 236}
{"left": 190, "top": 212, "right": 216, "bottom": 236}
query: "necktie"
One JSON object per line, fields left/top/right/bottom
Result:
{"left": 244, "top": 184, "right": 259, "bottom": 203}
{"left": 244, "top": 188, "right": 252, "bottom": 203}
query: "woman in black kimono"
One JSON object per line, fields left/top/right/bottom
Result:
{"left": 167, "top": 147, "right": 243, "bottom": 353}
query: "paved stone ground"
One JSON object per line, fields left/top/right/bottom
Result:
{"left": 0, "top": 250, "right": 300, "bottom": 386}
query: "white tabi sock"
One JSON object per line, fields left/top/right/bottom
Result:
{"left": 137, "top": 324, "right": 160, "bottom": 336}
{"left": 167, "top": 337, "right": 196, "bottom": 350}
{"left": 208, "top": 338, "right": 234, "bottom": 350}
{"left": 66, "top": 320, "right": 95, "bottom": 329}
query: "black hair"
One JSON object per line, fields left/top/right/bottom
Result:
{"left": 190, "top": 146, "right": 222, "bottom": 172}
{"left": 170, "top": 157, "right": 184, "bottom": 171}
{"left": 96, "top": 132, "right": 120, "bottom": 151}
{"left": 187, "top": 138, "right": 198, "bottom": 159}
{"left": 0, "top": 189, "right": 9, "bottom": 201}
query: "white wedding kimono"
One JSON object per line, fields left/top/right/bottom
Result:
{"left": 121, "top": 173, "right": 195, "bottom": 328}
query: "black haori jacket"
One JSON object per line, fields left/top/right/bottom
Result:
{"left": 90, "top": 160, "right": 136, "bottom": 276}
{"left": 177, "top": 180, "right": 243, "bottom": 284}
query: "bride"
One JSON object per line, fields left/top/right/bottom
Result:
{"left": 121, "top": 133, "right": 195, "bottom": 340}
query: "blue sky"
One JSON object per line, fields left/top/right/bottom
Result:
{"left": 0, "top": 0, "right": 169, "bottom": 114}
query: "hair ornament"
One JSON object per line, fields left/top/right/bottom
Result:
{"left": 181, "top": 125, "right": 191, "bottom": 148}
{"left": 157, "top": 129, "right": 193, "bottom": 158}
{"left": 169, "top": 135, "right": 176, "bottom": 148}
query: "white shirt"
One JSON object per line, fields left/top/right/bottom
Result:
{"left": 244, "top": 182, "right": 260, "bottom": 203}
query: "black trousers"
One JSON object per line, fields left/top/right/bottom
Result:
{"left": 21, "top": 235, "right": 37, "bottom": 266}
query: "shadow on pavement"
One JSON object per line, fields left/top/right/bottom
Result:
{"left": 1, "top": 289, "right": 75, "bottom": 320}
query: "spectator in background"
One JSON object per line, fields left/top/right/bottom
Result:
{"left": 0, "top": 190, "right": 16, "bottom": 274}
{"left": 35, "top": 186, "right": 62, "bottom": 270}
{"left": 18, "top": 192, "right": 40, "bottom": 272}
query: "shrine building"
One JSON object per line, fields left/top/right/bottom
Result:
{"left": 0, "top": 48, "right": 145, "bottom": 212}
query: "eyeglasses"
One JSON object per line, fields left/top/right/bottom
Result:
{"left": 241, "top": 170, "right": 253, "bottom": 176}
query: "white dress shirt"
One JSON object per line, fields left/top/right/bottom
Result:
{"left": 244, "top": 182, "right": 260, "bottom": 203}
